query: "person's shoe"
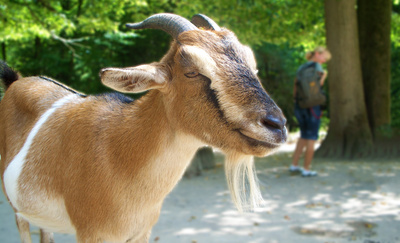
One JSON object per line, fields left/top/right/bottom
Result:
{"left": 302, "top": 170, "right": 317, "bottom": 177}
{"left": 289, "top": 165, "right": 302, "bottom": 172}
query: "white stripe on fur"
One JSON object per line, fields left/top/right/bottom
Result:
{"left": 3, "top": 94, "right": 76, "bottom": 210}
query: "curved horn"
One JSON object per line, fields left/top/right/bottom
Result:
{"left": 126, "top": 13, "right": 198, "bottom": 39}
{"left": 191, "top": 14, "right": 221, "bottom": 31}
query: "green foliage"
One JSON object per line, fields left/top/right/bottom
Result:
{"left": 393, "top": 1, "right": 400, "bottom": 47}
{"left": 0, "top": 0, "right": 153, "bottom": 42}
{"left": 0, "top": 0, "right": 399, "bottom": 133}
{"left": 1, "top": 0, "right": 173, "bottom": 94}
{"left": 6, "top": 31, "right": 170, "bottom": 94}
{"left": 175, "top": 0, "right": 325, "bottom": 47}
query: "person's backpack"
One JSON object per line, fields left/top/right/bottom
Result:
{"left": 296, "top": 62, "right": 326, "bottom": 109}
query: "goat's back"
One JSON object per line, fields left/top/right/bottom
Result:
{"left": 0, "top": 76, "right": 176, "bottom": 241}
{"left": 0, "top": 77, "right": 72, "bottom": 171}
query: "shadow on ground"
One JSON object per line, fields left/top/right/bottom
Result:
{"left": 1, "top": 151, "right": 399, "bottom": 243}
{"left": 151, "top": 152, "right": 400, "bottom": 243}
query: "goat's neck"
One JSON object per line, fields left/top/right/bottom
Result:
{"left": 104, "top": 91, "right": 203, "bottom": 198}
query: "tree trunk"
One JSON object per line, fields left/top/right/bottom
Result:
{"left": 357, "top": 0, "right": 392, "bottom": 138}
{"left": 77, "top": 0, "right": 84, "bottom": 18}
{"left": 317, "top": 0, "right": 373, "bottom": 159}
{"left": 184, "top": 147, "right": 216, "bottom": 178}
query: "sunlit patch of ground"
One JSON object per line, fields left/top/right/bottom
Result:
{"left": 150, "top": 142, "right": 400, "bottom": 243}
{"left": 0, "top": 133, "right": 399, "bottom": 243}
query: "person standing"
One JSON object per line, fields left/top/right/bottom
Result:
{"left": 290, "top": 47, "right": 331, "bottom": 177}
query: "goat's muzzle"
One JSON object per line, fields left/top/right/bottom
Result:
{"left": 238, "top": 110, "right": 287, "bottom": 151}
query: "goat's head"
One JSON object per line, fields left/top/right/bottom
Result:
{"left": 101, "top": 13, "right": 287, "bottom": 157}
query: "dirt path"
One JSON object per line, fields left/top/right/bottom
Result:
{"left": 1, "top": 148, "right": 400, "bottom": 243}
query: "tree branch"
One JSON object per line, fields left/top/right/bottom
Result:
{"left": 50, "top": 31, "right": 89, "bottom": 57}
{"left": 36, "top": 0, "right": 57, "bottom": 12}
{"left": 24, "top": 2, "right": 89, "bottom": 57}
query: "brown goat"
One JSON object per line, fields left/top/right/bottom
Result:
{"left": 0, "top": 14, "right": 287, "bottom": 243}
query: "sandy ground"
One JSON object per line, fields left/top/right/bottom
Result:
{"left": 1, "top": 143, "right": 400, "bottom": 243}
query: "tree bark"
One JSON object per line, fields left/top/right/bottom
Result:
{"left": 317, "top": 0, "right": 373, "bottom": 159}
{"left": 184, "top": 147, "right": 216, "bottom": 178}
{"left": 77, "top": 0, "right": 84, "bottom": 18}
{"left": 357, "top": 0, "right": 392, "bottom": 137}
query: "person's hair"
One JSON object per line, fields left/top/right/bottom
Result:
{"left": 305, "top": 46, "right": 332, "bottom": 61}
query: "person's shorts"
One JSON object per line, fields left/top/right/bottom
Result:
{"left": 294, "top": 104, "right": 321, "bottom": 140}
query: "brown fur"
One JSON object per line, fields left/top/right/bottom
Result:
{"left": 0, "top": 26, "right": 287, "bottom": 243}
{"left": 1, "top": 78, "right": 202, "bottom": 242}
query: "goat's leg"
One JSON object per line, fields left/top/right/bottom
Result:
{"left": 15, "top": 214, "right": 32, "bottom": 243}
{"left": 40, "top": 229, "right": 54, "bottom": 243}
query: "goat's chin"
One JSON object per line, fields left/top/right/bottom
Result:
{"left": 242, "top": 145, "right": 277, "bottom": 158}
{"left": 222, "top": 137, "right": 276, "bottom": 158}
{"left": 232, "top": 131, "right": 282, "bottom": 157}
{"left": 232, "top": 123, "right": 287, "bottom": 157}
{"left": 197, "top": 125, "right": 284, "bottom": 157}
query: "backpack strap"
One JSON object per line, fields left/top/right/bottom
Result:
{"left": 297, "top": 62, "right": 317, "bottom": 75}
{"left": 309, "top": 107, "right": 322, "bottom": 119}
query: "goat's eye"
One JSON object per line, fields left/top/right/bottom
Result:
{"left": 184, "top": 71, "right": 199, "bottom": 78}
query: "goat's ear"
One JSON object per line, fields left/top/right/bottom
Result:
{"left": 100, "top": 64, "right": 168, "bottom": 93}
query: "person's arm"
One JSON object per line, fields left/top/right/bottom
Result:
{"left": 315, "top": 62, "right": 327, "bottom": 86}
{"left": 320, "top": 70, "right": 327, "bottom": 86}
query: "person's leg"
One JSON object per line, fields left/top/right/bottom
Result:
{"left": 303, "top": 139, "right": 316, "bottom": 171}
{"left": 292, "top": 138, "right": 307, "bottom": 167}
{"left": 301, "top": 106, "right": 320, "bottom": 177}
{"left": 292, "top": 104, "right": 307, "bottom": 171}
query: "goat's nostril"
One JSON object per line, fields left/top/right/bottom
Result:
{"left": 261, "top": 116, "right": 286, "bottom": 130}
